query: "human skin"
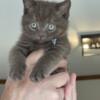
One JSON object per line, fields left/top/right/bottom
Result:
{"left": 0, "top": 50, "right": 77, "bottom": 100}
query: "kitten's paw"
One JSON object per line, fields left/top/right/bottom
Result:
{"left": 9, "top": 67, "right": 25, "bottom": 80}
{"left": 30, "top": 68, "right": 48, "bottom": 82}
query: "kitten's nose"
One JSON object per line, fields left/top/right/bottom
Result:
{"left": 39, "top": 34, "right": 46, "bottom": 40}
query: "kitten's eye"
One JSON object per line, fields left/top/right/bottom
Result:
{"left": 29, "top": 22, "right": 38, "bottom": 31}
{"left": 48, "top": 24, "right": 56, "bottom": 32}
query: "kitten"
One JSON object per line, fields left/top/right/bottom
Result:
{"left": 35, "top": 0, "right": 65, "bottom": 3}
{"left": 9, "top": 0, "right": 71, "bottom": 81}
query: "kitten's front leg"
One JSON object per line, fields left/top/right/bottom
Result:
{"left": 30, "top": 36, "right": 70, "bottom": 82}
{"left": 9, "top": 44, "right": 29, "bottom": 80}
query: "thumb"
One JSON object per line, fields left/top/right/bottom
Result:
{"left": 25, "top": 50, "right": 44, "bottom": 79}
{"left": 26, "top": 49, "right": 44, "bottom": 68}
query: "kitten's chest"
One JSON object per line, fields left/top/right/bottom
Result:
{"left": 29, "top": 40, "right": 56, "bottom": 52}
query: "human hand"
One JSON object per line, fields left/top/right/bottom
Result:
{"left": 26, "top": 50, "right": 77, "bottom": 100}
{"left": 1, "top": 50, "right": 69, "bottom": 100}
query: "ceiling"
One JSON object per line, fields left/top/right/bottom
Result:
{"left": 0, "top": 0, "right": 100, "bottom": 79}
{"left": 70, "top": 0, "right": 100, "bottom": 32}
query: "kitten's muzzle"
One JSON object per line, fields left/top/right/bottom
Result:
{"left": 35, "top": 34, "right": 47, "bottom": 42}
{"left": 39, "top": 35, "right": 46, "bottom": 40}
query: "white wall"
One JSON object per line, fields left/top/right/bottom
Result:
{"left": 77, "top": 80, "right": 100, "bottom": 100}
{"left": 0, "top": 85, "right": 4, "bottom": 96}
{"left": 0, "top": 0, "right": 23, "bottom": 79}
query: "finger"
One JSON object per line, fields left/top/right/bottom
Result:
{"left": 26, "top": 49, "right": 44, "bottom": 68}
{"left": 71, "top": 73, "right": 77, "bottom": 100}
{"left": 39, "top": 72, "right": 70, "bottom": 88}
{"left": 64, "top": 73, "right": 77, "bottom": 100}
{"left": 25, "top": 50, "right": 44, "bottom": 78}
{"left": 64, "top": 81, "right": 72, "bottom": 100}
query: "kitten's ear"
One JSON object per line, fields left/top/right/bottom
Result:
{"left": 23, "top": 0, "right": 36, "bottom": 9}
{"left": 56, "top": 0, "right": 71, "bottom": 19}
{"left": 23, "top": 0, "right": 36, "bottom": 14}
{"left": 23, "top": 0, "right": 31, "bottom": 8}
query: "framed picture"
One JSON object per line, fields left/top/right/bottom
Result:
{"left": 81, "top": 34, "right": 100, "bottom": 56}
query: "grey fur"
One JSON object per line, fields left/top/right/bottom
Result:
{"left": 9, "top": 0, "right": 71, "bottom": 81}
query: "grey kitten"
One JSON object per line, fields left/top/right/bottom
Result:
{"left": 9, "top": 0, "right": 71, "bottom": 81}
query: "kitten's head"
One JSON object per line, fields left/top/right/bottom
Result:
{"left": 22, "top": 0, "right": 71, "bottom": 43}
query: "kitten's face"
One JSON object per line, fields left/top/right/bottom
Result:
{"left": 22, "top": 0, "right": 71, "bottom": 43}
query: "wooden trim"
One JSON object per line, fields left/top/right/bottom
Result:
{"left": 0, "top": 80, "right": 6, "bottom": 84}
{"left": 77, "top": 74, "right": 100, "bottom": 81}
{"left": 0, "top": 75, "right": 100, "bottom": 84}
